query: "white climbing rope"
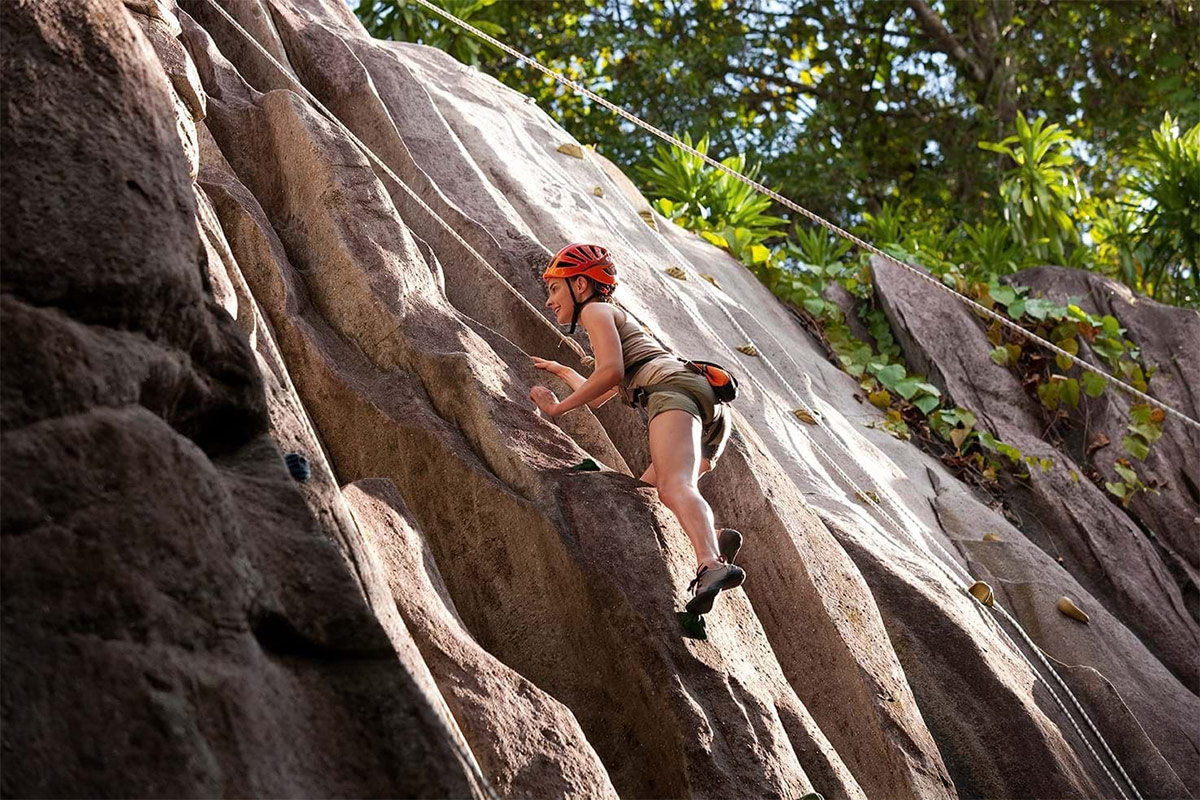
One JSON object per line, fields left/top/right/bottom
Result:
{"left": 404, "top": 0, "right": 1200, "bottom": 436}
{"left": 197, "top": 1, "right": 1143, "bottom": 796}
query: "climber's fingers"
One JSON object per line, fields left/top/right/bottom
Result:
{"left": 531, "top": 356, "right": 563, "bottom": 375}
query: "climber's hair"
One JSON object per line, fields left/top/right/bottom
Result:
{"left": 583, "top": 277, "right": 616, "bottom": 302}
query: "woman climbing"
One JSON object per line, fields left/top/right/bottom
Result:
{"left": 528, "top": 243, "right": 746, "bottom": 616}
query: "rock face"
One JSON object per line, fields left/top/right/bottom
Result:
{"left": 0, "top": 1, "right": 483, "bottom": 797}
{"left": 2, "top": 0, "right": 1195, "bottom": 798}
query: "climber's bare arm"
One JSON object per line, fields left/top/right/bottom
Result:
{"left": 532, "top": 359, "right": 619, "bottom": 409}
{"left": 529, "top": 304, "right": 623, "bottom": 416}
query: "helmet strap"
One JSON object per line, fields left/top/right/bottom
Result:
{"left": 566, "top": 278, "right": 598, "bottom": 334}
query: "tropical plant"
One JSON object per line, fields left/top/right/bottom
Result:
{"left": 1088, "top": 195, "right": 1147, "bottom": 288}
{"left": 787, "top": 225, "right": 852, "bottom": 273}
{"left": 354, "top": 0, "right": 505, "bottom": 66}
{"left": 979, "top": 113, "right": 1082, "bottom": 263}
{"left": 1131, "top": 113, "right": 1200, "bottom": 305}
{"left": 960, "top": 221, "right": 1023, "bottom": 279}
{"left": 639, "top": 133, "right": 787, "bottom": 244}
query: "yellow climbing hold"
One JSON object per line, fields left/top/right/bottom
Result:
{"left": 1057, "top": 596, "right": 1090, "bottom": 623}
{"left": 700, "top": 273, "right": 722, "bottom": 289}
{"left": 855, "top": 490, "right": 880, "bottom": 505}
{"left": 793, "top": 408, "right": 817, "bottom": 424}
{"left": 665, "top": 266, "right": 687, "bottom": 280}
{"left": 556, "top": 143, "right": 585, "bottom": 159}
{"left": 736, "top": 344, "right": 760, "bottom": 357}
{"left": 638, "top": 209, "right": 659, "bottom": 230}
{"left": 968, "top": 581, "right": 995, "bottom": 607}
{"left": 592, "top": 186, "right": 605, "bottom": 197}
{"left": 982, "top": 532, "right": 1003, "bottom": 542}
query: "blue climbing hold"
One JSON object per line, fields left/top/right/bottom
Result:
{"left": 285, "top": 452, "right": 311, "bottom": 482}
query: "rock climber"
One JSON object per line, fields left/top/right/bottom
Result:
{"left": 528, "top": 242, "right": 746, "bottom": 616}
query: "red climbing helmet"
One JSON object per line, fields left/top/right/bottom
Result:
{"left": 542, "top": 243, "right": 618, "bottom": 291}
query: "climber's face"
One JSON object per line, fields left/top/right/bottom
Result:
{"left": 544, "top": 277, "right": 592, "bottom": 324}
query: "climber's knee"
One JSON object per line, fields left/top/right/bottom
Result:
{"left": 657, "top": 476, "right": 696, "bottom": 510}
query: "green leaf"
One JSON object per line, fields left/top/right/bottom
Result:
{"left": 1113, "top": 461, "right": 1138, "bottom": 483}
{"left": 1105, "top": 481, "right": 1128, "bottom": 499}
{"left": 990, "top": 345, "right": 1011, "bottom": 366}
{"left": 868, "top": 389, "right": 892, "bottom": 408}
{"left": 1082, "top": 372, "right": 1107, "bottom": 397}
{"left": 1129, "top": 422, "right": 1163, "bottom": 444}
{"left": 991, "top": 285, "right": 1017, "bottom": 305}
{"left": 1129, "top": 403, "right": 1154, "bottom": 425}
{"left": 1062, "top": 377, "right": 1080, "bottom": 408}
{"left": 1025, "top": 298, "right": 1056, "bottom": 320}
{"left": 1037, "top": 380, "right": 1062, "bottom": 411}
{"left": 873, "top": 364, "right": 907, "bottom": 389}
{"left": 802, "top": 297, "right": 826, "bottom": 315}
{"left": 997, "top": 441, "right": 1023, "bottom": 463}
{"left": 1122, "top": 434, "right": 1151, "bottom": 460}
{"left": 913, "top": 394, "right": 940, "bottom": 414}
{"left": 893, "top": 378, "right": 922, "bottom": 400}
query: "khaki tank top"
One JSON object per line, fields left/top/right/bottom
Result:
{"left": 613, "top": 309, "right": 686, "bottom": 402}
{"left": 579, "top": 306, "right": 685, "bottom": 403}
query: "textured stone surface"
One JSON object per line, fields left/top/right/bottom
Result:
{"left": 345, "top": 479, "right": 620, "bottom": 799}
{"left": 871, "top": 256, "right": 1200, "bottom": 697}
{"left": 1, "top": 2, "right": 481, "bottom": 797}
{"left": 5, "top": 0, "right": 1197, "bottom": 797}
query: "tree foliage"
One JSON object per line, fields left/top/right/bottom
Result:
{"left": 355, "top": 0, "right": 1199, "bottom": 220}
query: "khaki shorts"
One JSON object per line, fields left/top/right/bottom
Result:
{"left": 640, "top": 370, "right": 732, "bottom": 467}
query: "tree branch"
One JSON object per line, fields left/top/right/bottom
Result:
{"left": 904, "top": 0, "right": 986, "bottom": 83}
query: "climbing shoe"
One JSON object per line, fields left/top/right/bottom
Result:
{"left": 717, "top": 528, "right": 742, "bottom": 564}
{"left": 685, "top": 561, "right": 746, "bottom": 616}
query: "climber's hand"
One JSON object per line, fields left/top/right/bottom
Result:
{"left": 531, "top": 356, "right": 565, "bottom": 377}
{"left": 529, "top": 385, "right": 562, "bottom": 417}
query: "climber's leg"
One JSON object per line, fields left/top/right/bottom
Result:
{"left": 642, "top": 460, "right": 707, "bottom": 483}
{"left": 648, "top": 409, "right": 721, "bottom": 570}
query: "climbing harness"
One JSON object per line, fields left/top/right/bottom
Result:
{"left": 405, "top": 0, "right": 1200, "bottom": 436}
{"left": 629, "top": 359, "right": 739, "bottom": 409}
{"left": 198, "top": 0, "right": 1146, "bottom": 795}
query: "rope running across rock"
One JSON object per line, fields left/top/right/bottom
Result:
{"left": 405, "top": 0, "right": 1200, "bottom": 436}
